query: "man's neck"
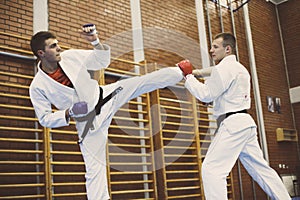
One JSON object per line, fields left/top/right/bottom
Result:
{"left": 41, "top": 61, "right": 59, "bottom": 74}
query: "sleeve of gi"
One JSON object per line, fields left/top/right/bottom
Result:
{"left": 184, "top": 67, "right": 229, "bottom": 103}
{"left": 62, "top": 44, "right": 111, "bottom": 71}
{"left": 29, "top": 86, "right": 70, "bottom": 128}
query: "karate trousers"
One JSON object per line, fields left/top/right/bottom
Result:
{"left": 76, "top": 67, "right": 183, "bottom": 200}
{"left": 201, "top": 113, "right": 291, "bottom": 200}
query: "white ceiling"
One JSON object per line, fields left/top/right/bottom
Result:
{"left": 266, "top": 0, "right": 288, "bottom": 5}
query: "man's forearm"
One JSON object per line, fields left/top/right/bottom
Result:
{"left": 91, "top": 38, "right": 105, "bottom": 50}
{"left": 192, "top": 67, "right": 213, "bottom": 77}
{"left": 93, "top": 43, "right": 105, "bottom": 50}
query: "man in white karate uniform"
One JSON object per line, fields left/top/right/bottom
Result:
{"left": 29, "top": 24, "right": 187, "bottom": 199}
{"left": 177, "top": 32, "right": 290, "bottom": 200}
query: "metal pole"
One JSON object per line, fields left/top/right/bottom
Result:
{"left": 218, "top": 0, "right": 224, "bottom": 32}
{"left": 242, "top": 0, "right": 269, "bottom": 162}
{"left": 130, "top": 0, "right": 149, "bottom": 198}
{"left": 228, "top": 1, "right": 245, "bottom": 199}
{"left": 0, "top": 51, "right": 35, "bottom": 60}
{"left": 205, "top": 0, "right": 213, "bottom": 49}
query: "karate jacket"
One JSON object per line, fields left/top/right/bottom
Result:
{"left": 185, "top": 55, "right": 251, "bottom": 118}
{"left": 29, "top": 45, "right": 110, "bottom": 128}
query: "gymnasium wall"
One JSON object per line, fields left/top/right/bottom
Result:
{"left": 1, "top": 0, "right": 299, "bottom": 199}
{"left": 240, "top": 0, "right": 299, "bottom": 198}
{"left": 277, "top": 0, "right": 300, "bottom": 166}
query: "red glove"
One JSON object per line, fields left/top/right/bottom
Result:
{"left": 176, "top": 60, "right": 193, "bottom": 76}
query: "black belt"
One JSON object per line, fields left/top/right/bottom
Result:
{"left": 76, "top": 86, "right": 123, "bottom": 144}
{"left": 225, "top": 109, "right": 247, "bottom": 118}
{"left": 95, "top": 86, "right": 123, "bottom": 115}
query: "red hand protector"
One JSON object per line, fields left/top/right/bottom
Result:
{"left": 177, "top": 60, "right": 193, "bottom": 76}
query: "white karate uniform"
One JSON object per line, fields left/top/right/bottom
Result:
{"left": 30, "top": 46, "right": 183, "bottom": 200}
{"left": 184, "top": 55, "right": 290, "bottom": 200}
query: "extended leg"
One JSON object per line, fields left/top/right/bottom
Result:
{"left": 239, "top": 127, "right": 291, "bottom": 200}
{"left": 107, "top": 67, "right": 183, "bottom": 114}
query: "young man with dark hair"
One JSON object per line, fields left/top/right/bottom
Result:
{"left": 29, "top": 24, "right": 187, "bottom": 200}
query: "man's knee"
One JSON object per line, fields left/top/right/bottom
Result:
{"left": 201, "top": 161, "right": 213, "bottom": 181}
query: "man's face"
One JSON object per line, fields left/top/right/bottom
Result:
{"left": 40, "top": 38, "right": 62, "bottom": 62}
{"left": 210, "top": 37, "right": 227, "bottom": 63}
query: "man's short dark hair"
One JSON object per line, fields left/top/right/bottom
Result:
{"left": 30, "top": 31, "right": 56, "bottom": 57}
{"left": 215, "top": 32, "right": 236, "bottom": 54}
